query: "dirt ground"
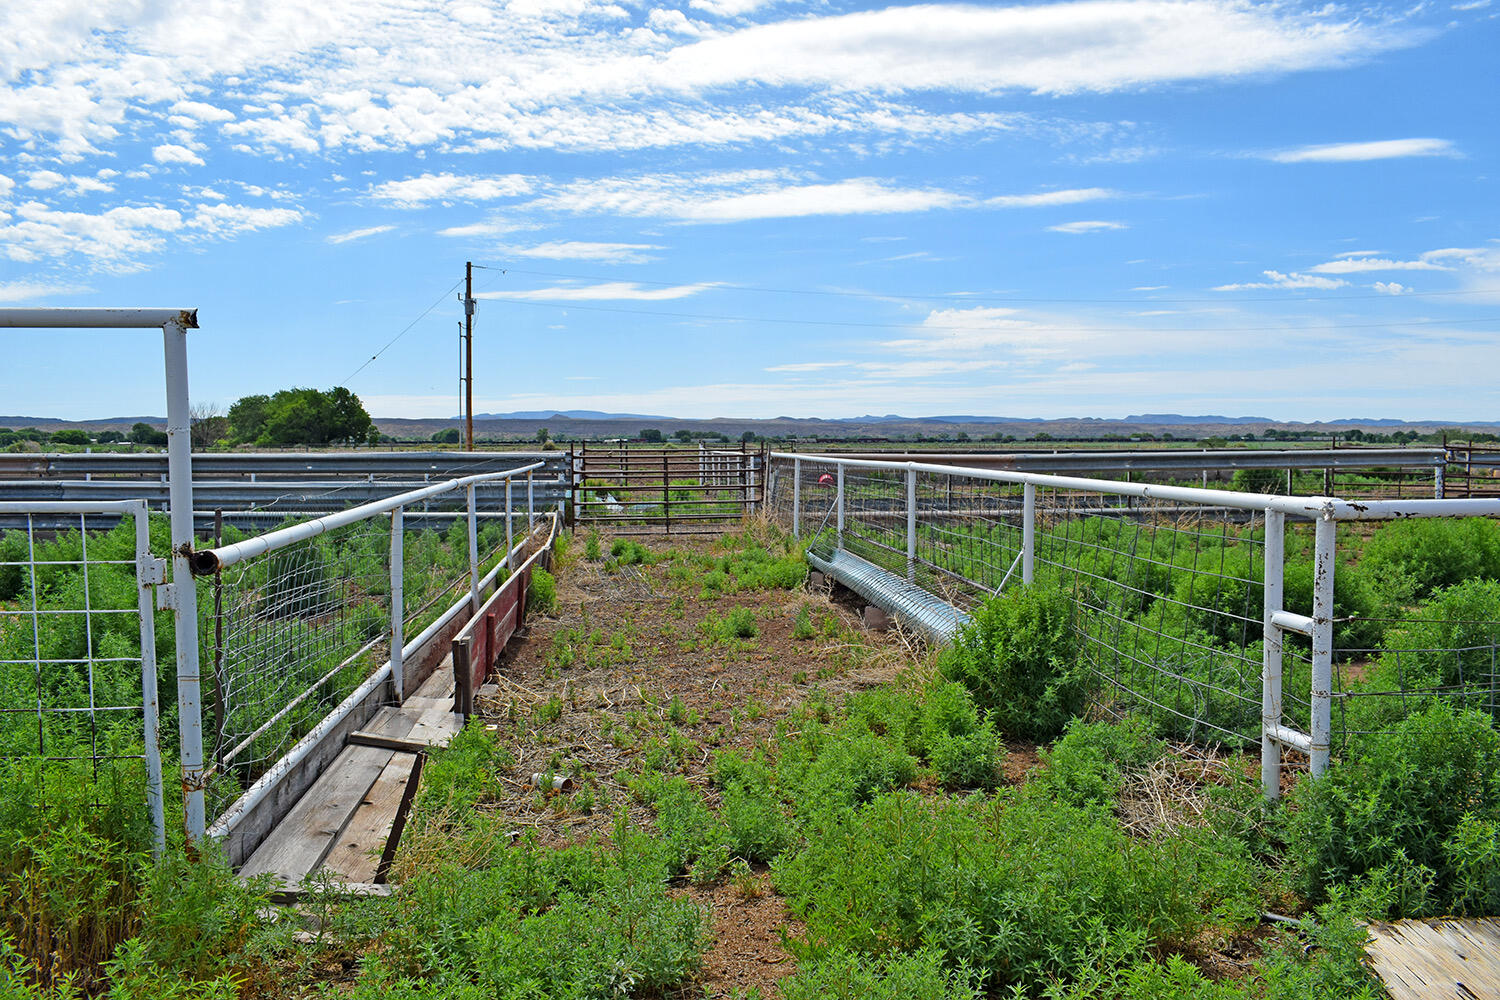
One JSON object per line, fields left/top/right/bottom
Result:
{"left": 474, "top": 529, "right": 921, "bottom": 998}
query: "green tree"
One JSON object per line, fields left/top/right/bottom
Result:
{"left": 536, "top": 427, "right": 551, "bottom": 445}
{"left": 227, "top": 387, "right": 374, "bottom": 446}
{"left": 640, "top": 428, "right": 664, "bottom": 443}
{"left": 674, "top": 429, "right": 694, "bottom": 442}
{"left": 431, "top": 428, "right": 461, "bottom": 444}
{"left": 129, "top": 422, "right": 167, "bottom": 446}
{"left": 51, "top": 429, "right": 91, "bottom": 446}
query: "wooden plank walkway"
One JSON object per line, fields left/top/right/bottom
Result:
{"left": 240, "top": 666, "right": 461, "bottom": 891}
{"left": 1366, "top": 917, "right": 1500, "bottom": 1000}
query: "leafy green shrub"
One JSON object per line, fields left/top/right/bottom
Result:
{"left": 583, "top": 531, "right": 601, "bottom": 561}
{"left": 379, "top": 827, "right": 706, "bottom": 996}
{"left": 718, "top": 760, "right": 790, "bottom": 864}
{"left": 609, "top": 539, "right": 654, "bottom": 565}
{"left": 941, "top": 584, "right": 1086, "bottom": 740}
{"left": 1287, "top": 703, "right": 1500, "bottom": 916}
{"left": 1362, "top": 517, "right": 1500, "bottom": 600}
{"left": 772, "top": 788, "right": 1256, "bottom": 993}
{"left": 916, "top": 682, "right": 1002, "bottom": 789}
{"left": 780, "top": 947, "right": 980, "bottom": 1000}
{"left": 792, "top": 604, "right": 815, "bottom": 640}
{"left": 1374, "top": 578, "right": 1500, "bottom": 693}
{"left": 1033, "top": 716, "right": 1166, "bottom": 811}
{"left": 528, "top": 567, "right": 557, "bottom": 615}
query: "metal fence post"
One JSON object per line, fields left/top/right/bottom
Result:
{"left": 390, "top": 506, "right": 405, "bottom": 703}
{"left": 1022, "top": 483, "right": 1036, "bottom": 585}
{"left": 1310, "top": 515, "right": 1336, "bottom": 778}
{"left": 505, "top": 478, "right": 514, "bottom": 566}
{"left": 162, "top": 318, "right": 205, "bottom": 843}
{"left": 527, "top": 470, "right": 535, "bottom": 526}
{"left": 792, "top": 458, "right": 801, "bottom": 537}
{"left": 133, "top": 504, "right": 165, "bottom": 854}
{"left": 1261, "top": 509, "right": 1285, "bottom": 800}
{"left": 906, "top": 465, "right": 916, "bottom": 582}
{"left": 466, "top": 484, "right": 480, "bottom": 613}
{"left": 836, "top": 463, "right": 845, "bottom": 549}
{"left": 1435, "top": 463, "right": 1445, "bottom": 499}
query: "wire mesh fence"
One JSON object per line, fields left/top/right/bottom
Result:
{"left": 768, "top": 454, "right": 1500, "bottom": 777}
{"left": 196, "top": 468, "right": 541, "bottom": 828}
{"left": 0, "top": 503, "right": 164, "bottom": 851}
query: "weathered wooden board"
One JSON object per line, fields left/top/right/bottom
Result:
{"left": 1366, "top": 917, "right": 1500, "bottom": 1000}
{"left": 320, "top": 752, "right": 418, "bottom": 883}
{"left": 239, "top": 744, "right": 393, "bottom": 889}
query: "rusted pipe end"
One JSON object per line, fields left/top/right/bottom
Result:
{"left": 189, "top": 549, "right": 221, "bottom": 576}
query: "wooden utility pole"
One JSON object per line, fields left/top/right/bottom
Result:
{"left": 464, "top": 261, "right": 475, "bottom": 451}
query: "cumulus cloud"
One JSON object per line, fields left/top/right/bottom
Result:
{"left": 327, "top": 224, "right": 394, "bottom": 244}
{"left": 1268, "top": 138, "right": 1456, "bottom": 162}
{"left": 152, "top": 143, "right": 205, "bottom": 165}
{"left": 1373, "top": 281, "right": 1408, "bottom": 295}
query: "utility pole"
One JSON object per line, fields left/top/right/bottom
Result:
{"left": 463, "top": 261, "right": 475, "bottom": 451}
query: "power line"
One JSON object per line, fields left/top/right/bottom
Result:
{"left": 343, "top": 278, "right": 465, "bottom": 385}
{"left": 482, "top": 295, "right": 1500, "bottom": 336}
{"left": 472, "top": 262, "right": 1500, "bottom": 306}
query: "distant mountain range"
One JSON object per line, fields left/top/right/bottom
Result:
{"left": 6, "top": 412, "right": 1499, "bottom": 440}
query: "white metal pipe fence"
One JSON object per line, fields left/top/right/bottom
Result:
{"left": 769, "top": 452, "right": 1500, "bottom": 799}
{"left": 186, "top": 465, "right": 542, "bottom": 835}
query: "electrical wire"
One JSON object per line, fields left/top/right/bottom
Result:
{"left": 475, "top": 295, "right": 1500, "bottom": 336}
{"left": 472, "top": 263, "right": 1500, "bottom": 306}
{"left": 343, "top": 278, "right": 465, "bottom": 384}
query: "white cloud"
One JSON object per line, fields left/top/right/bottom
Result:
{"left": 988, "top": 188, "right": 1118, "bottom": 209}
{"left": 477, "top": 281, "right": 716, "bottom": 301}
{"left": 532, "top": 173, "right": 969, "bottom": 221}
{"left": 152, "top": 143, "right": 205, "bottom": 166}
{"left": 1213, "top": 270, "right": 1348, "bottom": 291}
{"left": 0, "top": 280, "right": 87, "bottom": 303}
{"left": 370, "top": 172, "right": 533, "bottom": 209}
{"left": 26, "top": 170, "right": 66, "bottom": 190}
{"left": 764, "top": 360, "right": 853, "bottom": 373}
{"left": 1047, "top": 219, "right": 1127, "bottom": 233}
{"left": 1268, "top": 138, "right": 1456, "bottom": 163}
{"left": 508, "top": 241, "right": 665, "bottom": 264}
{"left": 327, "top": 224, "right": 394, "bottom": 244}
{"left": 1373, "top": 282, "right": 1408, "bottom": 295}
{"left": 0, "top": 0, "right": 1418, "bottom": 165}
{"left": 1309, "top": 255, "right": 1449, "bottom": 274}
{"left": 169, "top": 100, "right": 236, "bottom": 123}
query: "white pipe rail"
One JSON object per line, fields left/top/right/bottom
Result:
{"left": 191, "top": 464, "right": 543, "bottom": 573}
{"left": 770, "top": 452, "right": 1500, "bottom": 522}
{"left": 0, "top": 307, "right": 198, "bottom": 329}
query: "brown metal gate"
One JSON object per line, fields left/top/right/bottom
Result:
{"left": 569, "top": 440, "right": 766, "bottom": 534}
{"left": 1446, "top": 439, "right": 1500, "bottom": 497}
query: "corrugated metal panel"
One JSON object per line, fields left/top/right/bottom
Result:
{"left": 808, "top": 548, "right": 968, "bottom": 643}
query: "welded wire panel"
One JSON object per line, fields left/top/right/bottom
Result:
{"left": 206, "top": 513, "right": 394, "bottom": 812}
{"left": 0, "top": 511, "right": 160, "bottom": 839}
{"left": 1332, "top": 622, "right": 1499, "bottom": 746}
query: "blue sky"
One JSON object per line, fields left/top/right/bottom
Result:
{"left": 1, "top": 0, "right": 1497, "bottom": 422}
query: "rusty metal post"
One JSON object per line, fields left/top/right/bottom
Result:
{"left": 505, "top": 478, "right": 513, "bottom": 566}
{"left": 663, "top": 453, "right": 671, "bottom": 535}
